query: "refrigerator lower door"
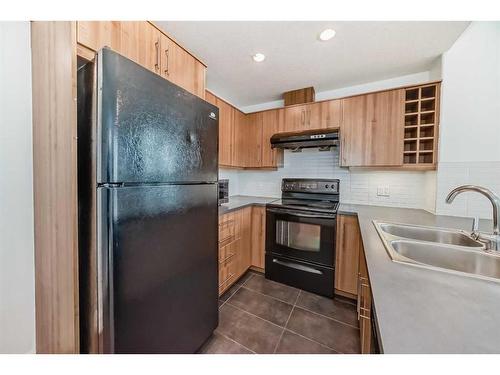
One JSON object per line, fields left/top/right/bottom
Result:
{"left": 98, "top": 183, "right": 218, "bottom": 353}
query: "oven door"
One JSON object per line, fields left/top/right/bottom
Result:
{"left": 266, "top": 207, "right": 336, "bottom": 266}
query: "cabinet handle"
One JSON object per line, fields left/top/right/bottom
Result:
{"left": 219, "top": 273, "right": 235, "bottom": 287}
{"left": 357, "top": 274, "right": 362, "bottom": 320}
{"left": 219, "top": 253, "right": 236, "bottom": 264}
{"left": 164, "top": 48, "right": 170, "bottom": 76}
{"left": 154, "top": 40, "right": 160, "bottom": 72}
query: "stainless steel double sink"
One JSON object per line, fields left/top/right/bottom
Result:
{"left": 373, "top": 221, "right": 500, "bottom": 282}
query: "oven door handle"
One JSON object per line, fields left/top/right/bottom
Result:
{"left": 267, "top": 208, "right": 335, "bottom": 219}
{"left": 272, "top": 258, "right": 323, "bottom": 275}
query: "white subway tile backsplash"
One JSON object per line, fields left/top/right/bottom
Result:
{"left": 222, "top": 148, "right": 435, "bottom": 210}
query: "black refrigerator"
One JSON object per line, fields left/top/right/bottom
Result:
{"left": 77, "top": 48, "right": 219, "bottom": 353}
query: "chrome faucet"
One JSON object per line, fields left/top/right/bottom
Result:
{"left": 446, "top": 185, "right": 500, "bottom": 250}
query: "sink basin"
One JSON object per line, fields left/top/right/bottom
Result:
{"left": 373, "top": 221, "right": 500, "bottom": 282}
{"left": 391, "top": 240, "right": 500, "bottom": 280}
{"left": 379, "top": 223, "right": 483, "bottom": 247}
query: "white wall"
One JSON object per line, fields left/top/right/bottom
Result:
{"left": 435, "top": 22, "right": 500, "bottom": 219}
{"left": 0, "top": 22, "right": 36, "bottom": 353}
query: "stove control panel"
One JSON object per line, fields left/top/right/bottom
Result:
{"left": 282, "top": 179, "right": 339, "bottom": 194}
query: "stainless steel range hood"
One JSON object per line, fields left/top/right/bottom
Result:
{"left": 270, "top": 129, "right": 339, "bottom": 152}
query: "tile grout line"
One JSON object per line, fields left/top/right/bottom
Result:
{"left": 218, "top": 273, "right": 255, "bottom": 309}
{"left": 225, "top": 301, "right": 287, "bottom": 331}
{"left": 273, "top": 290, "right": 301, "bottom": 353}
{"left": 292, "top": 305, "right": 360, "bottom": 330}
{"left": 240, "top": 284, "right": 297, "bottom": 306}
{"left": 281, "top": 328, "right": 342, "bottom": 354}
{"left": 241, "top": 282, "right": 359, "bottom": 330}
{"left": 214, "top": 332, "right": 257, "bottom": 354}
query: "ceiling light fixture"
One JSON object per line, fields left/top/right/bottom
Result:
{"left": 252, "top": 53, "right": 265, "bottom": 62}
{"left": 319, "top": 28, "right": 336, "bottom": 41}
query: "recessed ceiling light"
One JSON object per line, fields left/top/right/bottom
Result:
{"left": 252, "top": 53, "right": 265, "bottom": 62}
{"left": 319, "top": 28, "right": 336, "bottom": 41}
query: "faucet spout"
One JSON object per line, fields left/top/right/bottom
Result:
{"left": 445, "top": 185, "right": 500, "bottom": 235}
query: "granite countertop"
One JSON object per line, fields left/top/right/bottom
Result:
{"left": 339, "top": 203, "right": 500, "bottom": 353}
{"left": 218, "top": 195, "right": 278, "bottom": 215}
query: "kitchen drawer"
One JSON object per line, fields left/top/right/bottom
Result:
{"left": 219, "top": 240, "right": 238, "bottom": 264}
{"left": 219, "top": 213, "right": 240, "bottom": 246}
{"left": 219, "top": 255, "right": 237, "bottom": 295}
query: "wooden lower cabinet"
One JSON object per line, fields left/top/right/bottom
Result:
{"left": 218, "top": 206, "right": 266, "bottom": 295}
{"left": 358, "top": 244, "right": 374, "bottom": 354}
{"left": 218, "top": 207, "right": 252, "bottom": 295}
{"left": 334, "top": 214, "right": 376, "bottom": 353}
{"left": 250, "top": 206, "right": 266, "bottom": 270}
{"left": 335, "top": 214, "right": 362, "bottom": 296}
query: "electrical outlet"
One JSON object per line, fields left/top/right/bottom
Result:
{"left": 377, "top": 186, "right": 390, "bottom": 197}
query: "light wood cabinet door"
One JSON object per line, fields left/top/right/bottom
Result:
{"left": 358, "top": 244, "right": 373, "bottom": 354}
{"left": 261, "top": 110, "right": 284, "bottom": 167}
{"left": 251, "top": 206, "right": 266, "bottom": 269}
{"left": 236, "top": 207, "right": 252, "bottom": 277}
{"left": 77, "top": 21, "right": 121, "bottom": 52}
{"left": 320, "top": 99, "right": 342, "bottom": 129}
{"left": 160, "top": 34, "right": 205, "bottom": 98}
{"left": 137, "top": 22, "right": 162, "bottom": 75}
{"left": 341, "top": 90, "right": 404, "bottom": 167}
{"left": 118, "top": 21, "right": 141, "bottom": 63}
{"left": 216, "top": 98, "right": 234, "bottom": 167}
{"left": 205, "top": 91, "right": 217, "bottom": 106}
{"left": 284, "top": 104, "right": 308, "bottom": 132}
{"left": 335, "top": 214, "right": 361, "bottom": 296}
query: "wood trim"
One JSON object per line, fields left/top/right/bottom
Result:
{"left": 334, "top": 289, "right": 357, "bottom": 300}
{"left": 283, "top": 87, "right": 315, "bottom": 106}
{"left": 31, "top": 21, "right": 79, "bottom": 353}
{"left": 76, "top": 43, "right": 96, "bottom": 61}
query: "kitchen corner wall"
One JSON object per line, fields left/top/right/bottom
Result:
{"left": 221, "top": 149, "right": 437, "bottom": 211}
{"left": 0, "top": 22, "right": 36, "bottom": 353}
{"left": 435, "top": 22, "right": 500, "bottom": 219}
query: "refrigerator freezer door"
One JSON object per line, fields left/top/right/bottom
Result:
{"left": 98, "top": 183, "right": 218, "bottom": 353}
{"left": 97, "top": 48, "right": 218, "bottom": 184}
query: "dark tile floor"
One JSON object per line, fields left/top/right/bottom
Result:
{"left": 199, "top": 271, "right": 360, "bottom": 354}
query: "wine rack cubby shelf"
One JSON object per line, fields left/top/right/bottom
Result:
{"left": 403, "top": 83, "right": 440, "bottom": 167}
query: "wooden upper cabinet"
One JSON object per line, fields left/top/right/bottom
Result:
{"left": 284, "top": 104, "right": 308, "bottom": 132}
{"left": 261, "top": 109, "right": 284, "bottom": 168}
{"left": 217, "top": 97, "right": 234, "bottom": 167}
{"left": 205, "top": 91, "right": 217, "bottom": 106}
{"left": 137, "top": 22, "right": 162, "bottom": 75}
{"left": 320, "top": 99, "right": 342, "bottom": 129}
{"left": 77, "top": 21, "right": 121, "bottom": 52}
{"left": 233, "top": 110, "right": 262, "bottom": 168}
{"left": 341, "top": 89, "right": 404, "bottom": 167}
{"left": 77, "top": 21, "right": 206, "bottom": 98}
{"left": 160, "top": 34, "right": 205, "bottom": 98}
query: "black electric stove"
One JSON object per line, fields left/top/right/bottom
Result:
{"left": 265, "top": 178, "right": 340, "bottom": 297}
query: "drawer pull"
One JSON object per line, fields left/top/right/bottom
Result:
{"left": 219, "top": 219, "right": 235, "bottom": 228}
{"left": 219, "top": 253, "right": 235, "bottom": 264}
{"left": 219, "top": 273, "right": 235, "bottom": 287}
{"left": 219, "top": 234, "right": 236, "bottom": 246}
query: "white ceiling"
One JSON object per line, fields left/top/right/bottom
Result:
{"left": 156, "top": 21, "right": 469, "bottom": 108}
